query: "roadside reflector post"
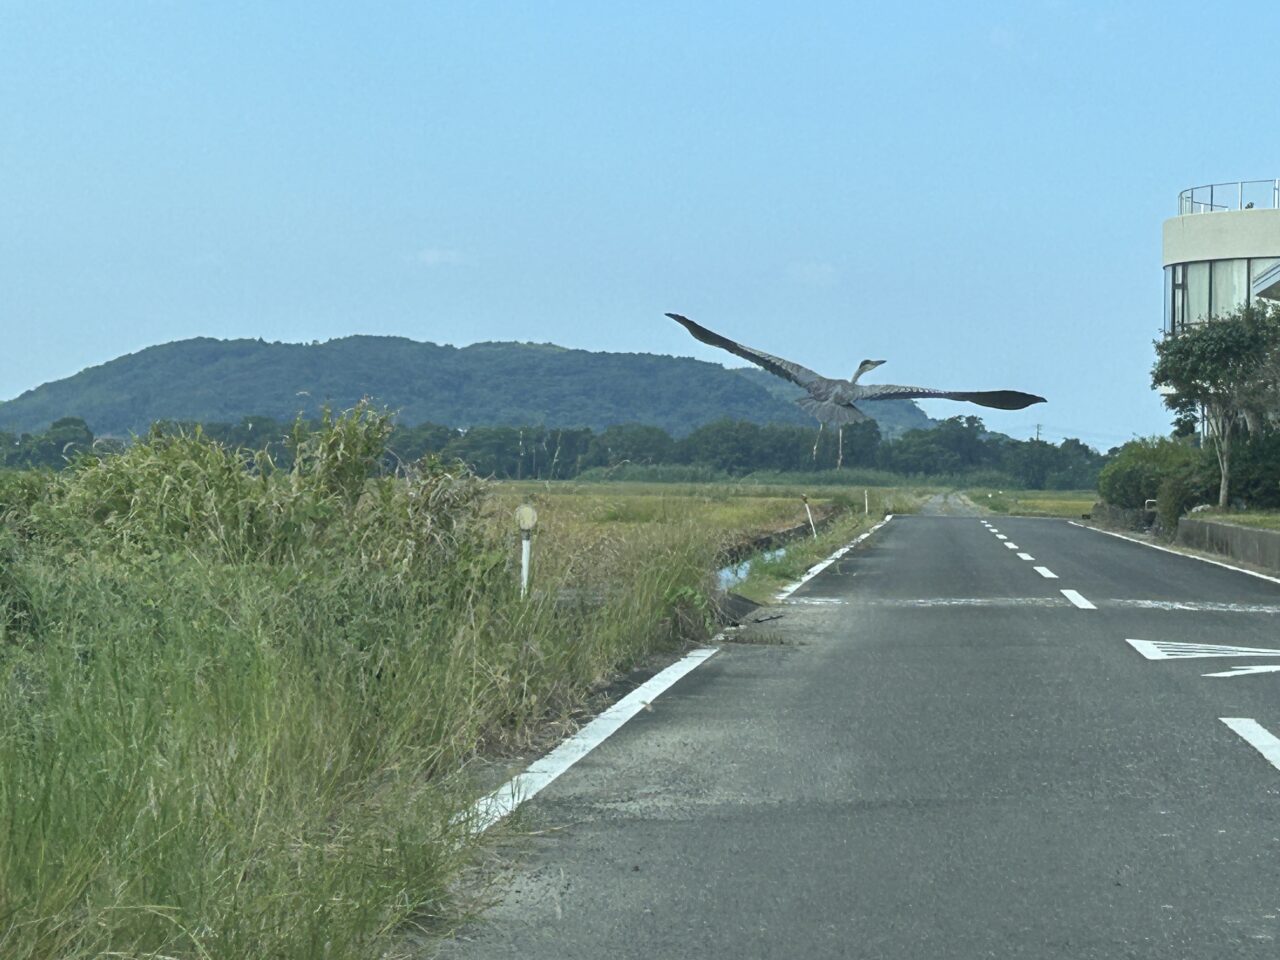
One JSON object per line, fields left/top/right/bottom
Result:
{"left": 515, "top": 504, "right": 538, "bottom": 599}
{"left": 864, "top": 488, "right": 869, "bottom": 515}
{"left": 802, "top": 494, "right": 817, "bottom": 540}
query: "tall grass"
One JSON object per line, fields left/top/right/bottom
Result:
{"left": 0, "top": 406, "right": 722, "bottom": 959}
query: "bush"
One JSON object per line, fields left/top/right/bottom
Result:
{"left": 1155, "top": 474, "right": 1198, "bottom": 538}
{"left": 1097, "top": 438, "right": 1208, "bottom": 508}
{"left": 1228, "top": 433, "right": 1280, "bottom": 509}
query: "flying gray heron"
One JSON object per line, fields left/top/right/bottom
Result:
{"left": 666, "top": 313, "right": 1046, "bottom": 468}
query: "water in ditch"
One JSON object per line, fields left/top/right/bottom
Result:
{"left": 716, "top": 546, "right": 788, "bottom": 591}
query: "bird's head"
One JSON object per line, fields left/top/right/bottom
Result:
{"left": 852, "top": 359, "right": 885, "bottom": 384}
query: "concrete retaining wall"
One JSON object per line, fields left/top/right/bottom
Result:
{"left": 1176, "top": 517, "right": 1280, "bottom": 573}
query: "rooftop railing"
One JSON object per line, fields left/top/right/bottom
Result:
{"left": 1178, "top": 180, "right": 1280, "bottom": 215}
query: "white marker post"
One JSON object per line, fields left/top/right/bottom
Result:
{"left": 864, "top": 489, "right": 869, "bottom": 515}
{"left": 515, "top": 504, "right": 537, "bottom": 599}
{"left": 802, "top": 494, "right": 817, "bottom": 539}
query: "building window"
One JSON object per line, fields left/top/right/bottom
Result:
{"left": 1211, "top": 259, "right": 1247, "bottom": 316}
{"left": 1186, "top": 261, "right": 1210, "bottom": 325}
{"left": 1166, "top": 257, "right": 1280, "bottom": 335}
{"left": 1172, "top": 263, "right": 1187, "bottom": 335}
{"left": 1252, "top": 257, "right": 1279, "bottom": 300}
{"left": 1164, "top": 266, "right": 1172, "bottom": 333}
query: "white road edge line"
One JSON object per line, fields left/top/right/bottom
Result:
{"left": 1034, "top": 566, "right": 1059, "bottom": 579}
{"left": 465, "top": 646, "right": 720, "bottom": 834}
{"left": 775, "top": 515, "right": 894, "bottom": 600}
{"left": 1016, "top": 552, "right": 1035, "bottom": 561}
{"left": 1067, "top": 521, "right": 1280, "bottom": 586}
{"left": 1060, "top": 589, "right": 1096, "bottom": 610}
{"left": 464, "top": 516, "right": 901, "bottom": 834}
{"left": 1220, "top": 718, "right": 1280, "bottom": 774}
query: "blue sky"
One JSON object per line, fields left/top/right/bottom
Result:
{"left": 2, "top": 1, "right": 1276, "bottom": 450}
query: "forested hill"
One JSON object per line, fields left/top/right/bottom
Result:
{"left": 0, "top": 335, "right": 934, "bottom": 437}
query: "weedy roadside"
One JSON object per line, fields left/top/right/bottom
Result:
{"left": 0, "top": 408, "right": 894, "bottom": 960}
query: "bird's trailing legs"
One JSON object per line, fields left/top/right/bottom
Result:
{"left": 837, "top": 426, "right": 843, "bottom": 471}
{"left": 812, "top": 422, "right": 824, "bottom": 462}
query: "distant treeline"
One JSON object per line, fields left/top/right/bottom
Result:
{"left": 2, "top": 414, "right": 1109, "bottom": 490}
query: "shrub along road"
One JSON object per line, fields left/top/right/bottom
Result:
{"left": 437, "top": 515, "right": 1280, "bottom": 958}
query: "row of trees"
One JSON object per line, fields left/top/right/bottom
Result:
{"left": 1150, "top": 302, "right": 1280, "bottom": 508}
{"left": 4, "top": 413, "right": 1109, "bottom": 489}
{"left": 0, "top": 417, "right": 112, "bottom": 469}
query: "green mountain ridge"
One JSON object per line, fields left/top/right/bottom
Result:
{"left": 0, "top": 335, "right": 935, "bottom": 437}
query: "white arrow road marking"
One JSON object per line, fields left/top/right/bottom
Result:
{"left": 1126, "top": 638, "right": 1280, "bottom": 660}
{"left": 1205, "top": 665, "right": 1280, "bottom": 678}
{"left": 1220, "top": 718, "right": 1280, "bottom": 773}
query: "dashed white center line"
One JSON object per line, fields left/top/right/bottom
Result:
{"left": 1004, "top": 542, "right": 1019, "bottom": 549}
{"left": 996, "top": 534, "right": 1008, "bottom": 540}
{"left": 1221, "top": 718, "right": 1280, "bottom": 774}
{"left": 1060, "top": 589, "right": 1096, "bottom": 610}
{"left": 1016, "top": 552, "right": 1034, "bottom": 561}
{"left": 1034, "top": 566, "right": 1059, "bottom": 579}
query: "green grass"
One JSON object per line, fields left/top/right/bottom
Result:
{"left": 0, "top": 411, "right": 708, "bottom": 959}
{"left": 966, "top": 488, "right": 1097, "bottom": 518}
{"left": 0, "top": 412, "right": 921, "bottom": 959}
{"left": 1190, "top": 510, "right": 1280, "bottom": 531}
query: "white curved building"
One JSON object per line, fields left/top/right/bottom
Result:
{"left": 1162, "top": 180, "right": 1280, "bottom": 334}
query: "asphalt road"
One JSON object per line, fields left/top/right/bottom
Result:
{"left": 437, "top": 516, "right": 1280, "bottom": 959}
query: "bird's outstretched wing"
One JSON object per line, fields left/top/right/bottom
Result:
{"left": 666, "top": 313, "right": 827, "bottom": 391}
{"left": 856, "top": 384, "right": 1046, "bottom": 410}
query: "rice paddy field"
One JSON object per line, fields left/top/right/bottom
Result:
{"left": 493, "top": 480, "right": 927, "bottom": 605}
{"left": 0, "top": 410, "right": 923, "bottom": 960}
{"left": 965, "top": 488, "right": 1098, "bottom": 518}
